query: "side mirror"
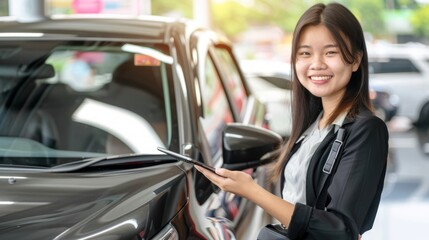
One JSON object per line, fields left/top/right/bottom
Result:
{"left": 222, "top": 123, "right": 282, "bottom": 170}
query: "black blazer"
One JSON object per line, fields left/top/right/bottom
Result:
{"left": 281, "top": 110, "right": 389, "bottom": 240}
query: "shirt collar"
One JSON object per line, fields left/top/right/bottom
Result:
{"left": 333, "top": 111, "right": 348, "bottom": 130}
{"left": 297, "top": 111, "right": 348, "bottom": 143}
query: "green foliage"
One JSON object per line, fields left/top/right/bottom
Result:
{"left": 210, "top": 0, "right": 388, "bottom": 40}
{"left": 212, "top": 1, "right": 251, "bottom": 38}
{"left": 244, "top": 0, "right": 308, "bottom": 32}
{"left": 0, "top": 0, "right": 8, "bottom": 16}
{"left": 212, "top": 0, "right": 309, "bottom": 38}
{"left": 151, "top": 0, "right": 193, "bottom": 18}
{"left": 410, "top": 5, "right": 429, "bottom": 38}
{"left": 396, "top": 0, "right": 418, "bottom": 9}
{"left": 151, "top": 0, "right": 429, "bottom": 42}
{"left": 348, "top": 0, "right": 387, "bottom": 36}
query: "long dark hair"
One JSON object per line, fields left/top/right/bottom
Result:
{"left": 271, "top": 2, "right": 372, "bottom": 180}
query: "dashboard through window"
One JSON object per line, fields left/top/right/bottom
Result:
{"left": 0, "top": 40, "right": 177, "bottom": 167}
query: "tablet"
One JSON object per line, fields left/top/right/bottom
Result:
{"left": 157, "top": 147, "right": 216, "bottom": 172}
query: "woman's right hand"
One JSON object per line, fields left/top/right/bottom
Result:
{"left": 196, "top": 165, "right": 296, "bottom": 228}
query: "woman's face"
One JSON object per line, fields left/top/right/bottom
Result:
{"left": 295, "top": 24, "right": 360, "bottom": 106}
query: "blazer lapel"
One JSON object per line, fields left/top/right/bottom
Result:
{"left": 305, "top": 127, "right": 336, "bottom": 205}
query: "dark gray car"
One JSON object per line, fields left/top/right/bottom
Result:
{"left": 0, "top": 16, "right": 281, "bottom": 239}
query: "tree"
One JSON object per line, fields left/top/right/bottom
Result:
{"left": 410, "top": 5, "right": 429, "bottom": 39}
{"left": 0, "top": 0, "right": 8, "bottom": 16}
{"left": 212, "top": 1, "right": 251, "bottom": 38}
{"left": 152, "top": 0, "right": 389, "bottom": 41}
{"left": 341, "top": 0, "right": 387, "bottom": 37}
{"left": 244, "top": 0, "right": 309, "bottom": 32}
{"left": 210, "top": 0, "right": 388, "bottom": 40}
{"left": 151, "top": 0, "right": 193, "bottom": 18}
{"left": 211, "top": 0, "right": 309, "bottom": 39}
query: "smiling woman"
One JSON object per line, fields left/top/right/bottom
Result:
{"left": 196, "top": 3, "right": 389, "bottom": 240}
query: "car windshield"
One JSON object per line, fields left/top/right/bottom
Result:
{"left": 0, "top": 39, "right": 176, "bottom": 167}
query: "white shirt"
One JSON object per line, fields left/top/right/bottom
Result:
{"left": 282, "top": 112, "right": 347, "bottom": 204}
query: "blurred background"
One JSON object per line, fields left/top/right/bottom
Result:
{"left": 1, "top": 0, "right": 429, "bottom": 239}
{"left": 2, "top": 0, "right": 425, "bottom": 61}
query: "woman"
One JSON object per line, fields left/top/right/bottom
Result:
{"left": 196, "top": 2, "right": 388, "bottom": 240}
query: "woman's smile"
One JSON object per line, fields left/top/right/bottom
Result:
{"left": 309, "top": 75, "right": 333, "bottom": 83}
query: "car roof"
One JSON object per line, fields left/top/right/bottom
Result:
{"left": 367, "top": 42, "right": 429, "bottom": 59}
{"left": 0, "top": 15, "right": 206, "bottom": 43}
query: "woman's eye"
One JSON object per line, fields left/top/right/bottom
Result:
{"left": 326, "top": 51, "right": 338, "bottom": 56}
{"left": 298, "top": 51, "right": 310, "bottom": 56}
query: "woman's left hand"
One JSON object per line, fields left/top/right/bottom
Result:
{"left": 194, "top": 165, "right": 255, "bottom": 197}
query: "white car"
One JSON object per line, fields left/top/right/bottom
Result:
{"left": 367, "top": 42, "right": 429, "bottom": 126}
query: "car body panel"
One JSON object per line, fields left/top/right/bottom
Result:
{"left": 0, "top": 164, "right": 186, "bottom": 239}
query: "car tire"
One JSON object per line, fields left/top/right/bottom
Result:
{"left": 417, "top": 102, "right": 429, "bottom": 127}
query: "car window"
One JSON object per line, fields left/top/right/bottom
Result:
{"left": 369, "top": 58, "right": 420, "bottom": 74}
{"left": 200, "top": 56, "right": 234, "bottom": 159}
{"left": 0, "top": 41, "right": 176, "bottom": 166}
{"left": 213, "top": 47, "right": 247, "bottom": 118}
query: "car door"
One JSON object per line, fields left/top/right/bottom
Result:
{"left": 210, "top": 43, "right": 275, "bottom": 238}
{"left": 189, "top": 30, "right": 274, "bottom": 238}
{"left": 188, "top": 32, "right": 247, "bottom": 229}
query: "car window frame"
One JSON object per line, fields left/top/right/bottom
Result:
{"left": 211, "top": 45, "right": 250, "bottom": 120}
{"left": 189, "top": 30, "right": 235, "bottom": 161}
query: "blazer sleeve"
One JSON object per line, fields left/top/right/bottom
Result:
{"left": 287, "top": 116, "right": 389, "bottom": 240}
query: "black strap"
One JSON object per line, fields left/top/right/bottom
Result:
{"left": 322, "top": 128, "right": 345, "bottom": 174}
{"left": 315, "top": 127, "right": 345, "bottom": 209}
